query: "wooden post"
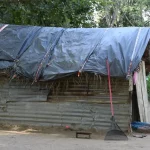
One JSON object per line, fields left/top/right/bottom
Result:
{"left": 136, "top": 61, "right": 150, "bottom": 123}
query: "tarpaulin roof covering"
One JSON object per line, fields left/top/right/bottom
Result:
{"left": 0, "top": 24, "right": 150, "bottom": 81}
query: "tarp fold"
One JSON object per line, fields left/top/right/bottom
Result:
{"left": 0, "top": 24, "right": 150, "bottom": 81}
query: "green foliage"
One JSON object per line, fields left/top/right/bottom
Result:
{"left": 97, "top": 0, "right": 150, "bottom": 27}
{"left": 0, "top": 0, "right": 150, "bottom": 27}
{"left": 0, "top": 0, "right": 98, "bottom": 27}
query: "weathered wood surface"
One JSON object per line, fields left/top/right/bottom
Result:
{"left": 0, "top": 74, "right": 130, "bottom": 130}
{"left": 136, "top": 61, "right": 150, "bottom": 122}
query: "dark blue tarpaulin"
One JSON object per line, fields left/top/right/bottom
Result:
{"left": 0, "top": 24, "right": 150, "bottom": 81}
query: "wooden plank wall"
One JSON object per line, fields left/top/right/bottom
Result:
{"left": 0, "top": 73, "right": 131, "bottom": 131}
{"left": 136, "top": 61, "right": 150, "bottom": 122}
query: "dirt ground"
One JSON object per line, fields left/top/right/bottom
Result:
{"left": 0, "top": 126, "right": 149, "bottom": 150}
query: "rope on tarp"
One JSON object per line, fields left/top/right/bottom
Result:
{"left": 78, "top": 28, "right": 109, "bottom": 77}
{"left": 33, "top": 29, "right": 66, "bottom": 83}
{"left": 0, "top": 24, "right": 8, "bottom": 32}
{"left": 8, "top": 27, "right": 42, "bottom": 84}
{"left": 127, "top": 27, "right": 142, "bottom": 79}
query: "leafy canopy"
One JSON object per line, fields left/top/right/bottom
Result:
{"left": 0, "top": 0, "right": 149, "bottom": 27}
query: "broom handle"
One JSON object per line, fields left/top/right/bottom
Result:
{"left": 106, "top": 59, "right": 114, "bottom": 116}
